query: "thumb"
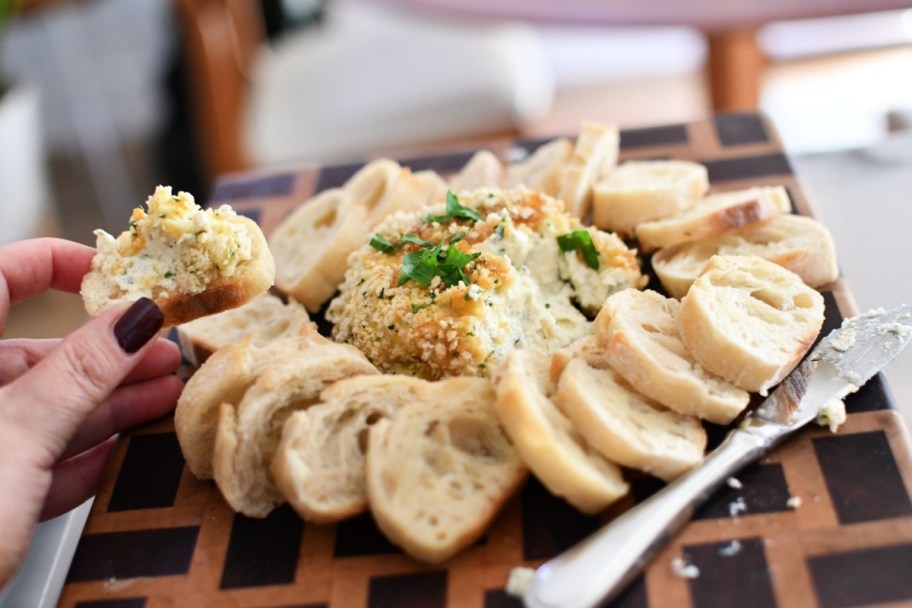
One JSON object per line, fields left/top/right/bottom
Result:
{"left": 0, "top": 297, "right": 163, "bottom": 463}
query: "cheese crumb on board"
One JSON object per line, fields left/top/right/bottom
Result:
{"left": 671, "top": 557, "right": 700, "bottom": 579}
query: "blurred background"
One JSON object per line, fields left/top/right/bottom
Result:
{"left": 2, "top": 0, "right": 912, "bottom": 415}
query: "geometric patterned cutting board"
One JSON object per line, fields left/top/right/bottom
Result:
{"left": 58, "top": 113, "right": 912, "bottom": 608}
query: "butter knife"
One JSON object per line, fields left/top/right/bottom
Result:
{"left": 521, "top": 304, "right": 912, "bottom": 608}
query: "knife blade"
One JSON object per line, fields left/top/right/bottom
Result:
{"left": 520, "top": 304, "right": 912, "bottom": 608}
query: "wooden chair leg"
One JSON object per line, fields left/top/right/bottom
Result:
{"left": 706, "top": 28, "right": 766, "bottom": 112}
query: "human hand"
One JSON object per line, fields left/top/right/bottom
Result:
{"left": 0, "top": 238, "right": 184, "bottom": 587}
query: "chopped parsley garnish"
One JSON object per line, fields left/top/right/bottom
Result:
{"left": 164, "top": 270, "right": 175, "bottom": 279}
{"left": 424, "top": 191, "right": 484, "bottom": 224}
{"left": 399, "top": 233, "right": 481, "bottom": 288}
{"left": 369, "top": 232, "right": 433, "bottom": 253}
{"left": 557, "top": 230, "right": 601, "bottom": 270}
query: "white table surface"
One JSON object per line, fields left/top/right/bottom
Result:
{"left": 2, "top": 132, "right": 911, "bottom": 607}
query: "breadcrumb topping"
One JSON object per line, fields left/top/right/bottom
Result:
{"left": 327, "top": 187, "right": 645, "bottom": 379}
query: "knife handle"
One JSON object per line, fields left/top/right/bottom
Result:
{"left": 523, "top": 428, "right": 769, "bottom": 608}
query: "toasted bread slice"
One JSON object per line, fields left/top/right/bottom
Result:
{"left": 549, "top": 335, "right": 609, "bottom": 382}
{"left": 273, "top": 374, "right": 423, "bottom": 523}
{"left": 635, "top": 186, "right": 792, "bottom": 252}
{"left": 556, "top": 357, "right": 707, "bottom": 481}
{"left": 678, "top": 255, "right": 825, "bottom": 394}
{"left": 176, "top": 294, "right": 314, "bottom": 366}
{"left": 557, "top": 121, "right": 620, "bottom": 218}
{"left": 175, "top": 329, "right": 322, "bottom": 480}
{"left": 365, "top": 377, "right": 526, "bottom": 563}
{"left": 81, "top": 186, "right": 275, "bottom": 327}
{"left": 592, "top": 160, "right": 708, "bottom": 236}
{"left": 505, "top": 138, "right": 572, "bottom": 197}
{"left": 212, "top": 339, "right": 378, "bottom": 517}
{"left": 652, "top": 214, "right": 839, "bottom": 299}
{"left": 449, "top": 150, "right": 504, "bottom": 192}
{"left": 593, "top": 289, "right": 749, "bottom": 424}
{"left": 369, "top": 168, "right": 448, "bottom": 223}
{"left": 493, "top": 350, "right": 628, "bottom": 514}
{"left": 342, "top": 158, "right": 402, "bottom": 211}
{"left": 270, "top": 188, "right": 371, "bottom": 312}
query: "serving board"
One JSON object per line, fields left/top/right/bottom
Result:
{"left": 58, "top": 113, "right": 912, "bottom": 608}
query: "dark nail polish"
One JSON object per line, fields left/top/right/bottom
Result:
{"left": 113, "top": 297, "right": 163, "bottom": 353}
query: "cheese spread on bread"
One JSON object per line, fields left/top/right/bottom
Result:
{"left": 92, "top": 186, "right": 253, "bottom": 301}
{"left": 327, "top": 187, "right": 645, "bottom": 379}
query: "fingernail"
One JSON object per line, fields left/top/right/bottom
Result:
{"left": 113, "top": 297, "right": 163, "bottom": 353}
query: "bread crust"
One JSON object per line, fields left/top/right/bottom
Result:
{"left": 176, "top": 294, "right": 314, "bottom": 366}
{"left": 213, "top": 340, "right": 378, "bottom": 517}
{"left": 592, "top": 160, "right": 708, "bottom": 236}
{"left": 555, "top": 357, "right": 707, "bottom": 481}
{"left": 493, "top": 350, "right": 628, "bottom": 514}
{"left": 593, "top": 289, "right": 749, "bottom": 424}
{"left": 174, "top": 328, "right": 327, "bottom": 479}
{"left": 365, "top": 377, "right": 526, "bottom": 563}
{"left": 652, "top": 214, "right": 839, "bottom": 299}
{"left": 678, "top": 255, "right": 824, "bottom": 394}
{"left": 635, "top": 186, "right": 792, "bottom": 252}
{"left": 273, "top": 374, "right": 423, "bottom": 523}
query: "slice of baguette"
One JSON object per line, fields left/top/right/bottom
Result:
{"left": 593, "top": 289, "right": 749, "bottom": 424}
{"left": 174, "top": 329, "right": 322, "bottom": 480}
{"left": 505, "top": 138, "right": 572, "bottom": 197}
{"left": 81, "top": 185, "right": 275, "bottom": 327}
{"left": 365, "top": 377, "right": 526, "bottom": 563}
{"left": 176, "top": 294, "right": 314, "bottom": 367}
{"left": 549, "top": 335, "right": 609, "bottom": 382}
{"left": 678, "top": 254, "right": 825, "bottom": 394}
{"left": 270, "top": 188, "right": 371, "bottom": 312}
{"left": 557, "top": 121, "right": 620, "bottom": 218}
{"left": 493, "top": 350, "right": 628, "bottom": 514}
{"left": 449, "top": 150, "right": 504, "bottom": 192}
{"left": 370, "top": 168, "right": 448, "bottom": 222}
{"left": 273, "top": 374, "right": 423, "bottom": 523}
{"left": 652, "top": 214, "right": 839, "bottom": 299}
{"left": 212, "top": 339, "right": 378, "bottom": 517}
{"left": 342, "top": 158, "right": 402, "bottom": 211}
{"left": 592, "top": 160, "right": 708, "bottom": 236}
{"left": 556, "top": 357, "right": 707, "bottom": 481}
{"left": 635, "top": 186, "right": 793, "bottom": 252}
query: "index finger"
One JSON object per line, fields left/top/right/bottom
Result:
{"left": 0, "top": 238, "right": 96, "bottom": 334}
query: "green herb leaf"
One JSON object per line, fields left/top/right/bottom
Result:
{"left": 557, "top": 230, "right": 600, "bottom": 270}
{"left": 371, "top": 232, "right": 433, "bottom": 253}
{"left": 398, "top": 234, "right": 481, "bottom": 288}
{"left": 164, "top": 270, "right": 175, "bottom": 279}
{"left": 424, "top": 191, "right": 484, "bottom": 224}
{"left": 370, "top": 233, "right": 399, "bottom": 253}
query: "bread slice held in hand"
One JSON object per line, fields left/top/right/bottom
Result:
{"left": 652, "top": 214, "right": 839, "bottom": 299}
{"left": 213, "top": 337, "right": 378, "bottom": 517}
{"left": 81, "top": 185, "right": 275, "bottom": 327}
{"left": 493, "top": 349, "right": 628, "bottom": 514}
{"left": 592, "top": 160, "right": 708, "bottom": 236}
{"left": 593, "top": 289, "right": 749, "bottom": 425}
{"left": 678, "top": 254, "right": 825, "bottom": 395}
{"left": 176, "top": 293, "right": 314, "bottom": 366}
{"left": 635, "top": 185, "right": 792, "bottom": 252}
{"left": 273, "top": 374, "right": 422, "bottom": 523}
{"left": 365, "top": 377, "right": 526, "bottom": 564}
{"left": 556, "top": 356, "right": 707, "bottom": 481}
